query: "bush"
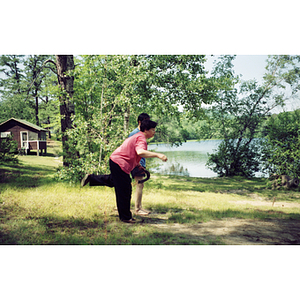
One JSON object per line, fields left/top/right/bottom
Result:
{"left": 56, "top": 153, "right": 111, "bottom": 184}
{"left": 261, "top": 110, "right": 300, "bottom": 178}
{"left": 0, "top": 135, "right": 18, "bottom": 163}
{"left": 206, "top": 138, "right": 260, "bottom": 177}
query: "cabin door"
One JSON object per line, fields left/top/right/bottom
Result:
{"left": 20, "top": 131, "right": 29, "bottom": 149}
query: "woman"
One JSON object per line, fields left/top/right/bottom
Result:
{"left": 81, "top": 119, "right": 167, "bottom": 223}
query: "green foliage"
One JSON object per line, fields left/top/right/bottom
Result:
{"left": 206, "top": 78, "right": 268, "bottom": 177}
{"left": 56, "top": 114, "right": 123, "bottom": 182}
{"left": 0, "top": 55, "right": 59, "bottom": 130}
{"left": 55, "top": 55, "right": 220, "bottom": 182}
{"left": 3, "top": 54, "right": 300, "bottom": 183}
{"left": 1, "top": 54, "right": 221, "bottom": 182}
{"left": 0, "top": 55, "right": 33, "bottom": 123}
{"left": 206, "top": 55, "right": 262, "bottom": 177}
{"left": 152, "top": 116, "right": 188, "bottom": 146}
{"left": 0, "top": 135, "right": 18, "bottom": 163}
{"left": 144, "top": 55, "right": 217, "bottom": 118}
{"left": 58, "top": 55, "right": 135, "bottom": 180}
{"left": 261, "top": 110, "right": 300, "bottom": 177}
{"left": 206, "top": 138, "right": 261, "bottom": 177}
{"left": 151, "top": 110, "right": 224, "bottom": 144}
{"left": 207, "top": 55, "right": 300, "bottom": 177}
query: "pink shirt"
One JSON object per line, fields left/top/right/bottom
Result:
{"left": 110, "top": 131, "right": 147, "bottom": 174}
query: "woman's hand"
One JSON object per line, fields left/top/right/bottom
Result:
{"left": 158, "top": 153, "right": 168, "bottom": 162}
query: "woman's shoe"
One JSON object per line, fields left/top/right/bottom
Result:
{"left": 121, "top": 218, "right": 136, "bottom": 223}
{"left": 135, "top": 208, "right": 151, "bottom": 216}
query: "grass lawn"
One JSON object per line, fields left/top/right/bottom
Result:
{"left": 1, "top": 139, "right": 300, "bottom": 245}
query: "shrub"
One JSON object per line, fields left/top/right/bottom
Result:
{"left": 261, "top": 110, "right": 300, "bottom": 178}
{"left": 0, "top": 135, "right": 18, "bottom": 163}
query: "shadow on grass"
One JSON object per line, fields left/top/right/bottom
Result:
{"left": 146, "top": 175, "right": 300, "bottom": 202}
{"left": 2, "top": 201, "right": 300, "bottom": 245}
{"left": 23, "top": 151, "right": 61, "bottom": 158}
{"left": 148, "top": 175, "right": 268, "bottom": 192}
{"left": 0, "top": 209, "right": 205, "bottom": 245}
{"left": 143, "top": 203, "right": 300, "bottom": 224}
{"left": 0, "top": 206, "right": 107, "bottom": 245}
{"left": 0, "top": 161, "right": 57, "bottom": 188}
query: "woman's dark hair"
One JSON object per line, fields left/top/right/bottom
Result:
{"left": 138, "top": 113, "right": 150, "bottom": 123}
{"left": 140, "top": 119, "right": 157, "bottom": 132}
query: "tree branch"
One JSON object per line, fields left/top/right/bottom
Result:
{"left": 25, "top": 59, "right": 58, "bottom": 101}
{"left": 43, "top": 59, "right": 58, "bottom": 75}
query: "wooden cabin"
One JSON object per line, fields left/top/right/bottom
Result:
{"left": 0, "top": 118, "right": 48, "bottom": 156}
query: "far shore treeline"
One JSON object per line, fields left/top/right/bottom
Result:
{"left": 1, "top": 55, "right": 300, "bottom": 182}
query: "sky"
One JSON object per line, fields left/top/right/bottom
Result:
{"left": 235, "top": 56, "right": 300, "bottom": 112}
{"left": 205, "top": 55, "right": 300, "bottom": 113}
{"left": 205, "top": 55, "right": 268, "bottom": 82}
{"left": 227, "top": 55, "right": 268, "bottom": 82}
{"left": 204, "top": 55, "right": 268, "bottom": 88}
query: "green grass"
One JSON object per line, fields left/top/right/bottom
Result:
{"left": 1, "top": 139, "right": 300, "bottom": 245}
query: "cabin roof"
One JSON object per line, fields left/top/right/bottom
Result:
{"left": 0, "top": 118, "right": 48, "bottom": 132}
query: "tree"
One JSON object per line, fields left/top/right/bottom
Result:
{"left": 34, "top": 55, "right": 79, "bottom": 167}
{"left": 0, "top": 55, "right": 33, "bottom": 122}
{"left": 261, "top": 109, "right": 300, "bottom": 178}
{"left": 142, "top": 55, "right": 217, "bottom": 117}
{"left": 0, "top": 55, "right": 24, "bottom": 94}
{"left": 0, "top": 134, "right": 18, "bottom": 163}
{"left": 23, "top": 55, "right": 54, "bottom": 126}
{"left": 130, "top": 55, "right": 219, "bottom": 146}
{"left": 54, "top": 55, "right": 79, "bottom": 167}
{"left": 0, "top": 55, "right": 58, "bottom": 131}
{"left": 56, "top": 55, "right": 220, "bottom": 182}
{"left": 206, "top": 55, "right": 300, "bottom": 177}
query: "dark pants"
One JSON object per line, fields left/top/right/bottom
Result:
{"left": 89, "top": 174, "right": 114, "bottom": 187}
{"left": 109, "top": 159, "right": 132, "bottom": 221}
{"left": 88, "top": 160, "right": 133, "bottom": 221}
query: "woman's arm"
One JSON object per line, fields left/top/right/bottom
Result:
{"left": 137, "top": 149, "right": 168, "bottom": 162}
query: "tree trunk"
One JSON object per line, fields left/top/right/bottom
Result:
{"left": 33, "top": 67, "right": 40, "bottom": 127}
{"left": 45, "top": 96, "right": 51, "bottom": 138}
{"left": 124, "top": 106, "right": 130, "bottom": 135}
{"left": 55, "top": 55, "right": 78, "bottom": 166}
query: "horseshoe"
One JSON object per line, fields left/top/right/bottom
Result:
{"left": 138, "top": 168, "right": 150, "bottom": 184}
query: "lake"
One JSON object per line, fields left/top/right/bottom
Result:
{"left": 148, "top": 140, "right": 222, "bottom": 178}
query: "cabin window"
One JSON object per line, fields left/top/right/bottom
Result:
{"left": 0, "top": 132, "right": 11, "bottom": 138}
{"left": 28, "top": 131, "right": 38, "bottom": 141}
{"left": 20, "top": 131, "right": 29, "bottom": 149}
{"left": 40, "top": 132, "right": 46, "bottom": 141}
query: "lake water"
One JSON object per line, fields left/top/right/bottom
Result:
{"left": 148, "top": 140, "right": 222, "bottom": 178}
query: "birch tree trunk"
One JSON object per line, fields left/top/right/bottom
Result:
{"left": 124, "top": 106, "right": 130, "bottom": 135}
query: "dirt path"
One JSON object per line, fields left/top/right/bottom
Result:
{"left": 151, "top": 218, "right": 300, "bottom": 245}
{"left": 146, "top": 199, "right": 300, "bottom": 245}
